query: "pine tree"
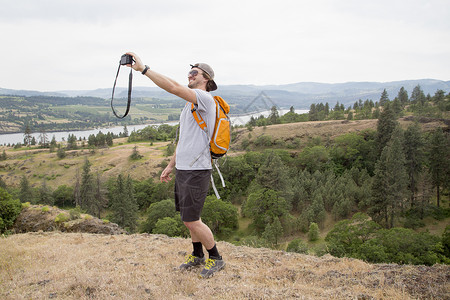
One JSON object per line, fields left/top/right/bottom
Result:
{"left": 375, "top": 102, "right": 398, "bottom": 156}
{"left": 19, "top": 175, "right": 34, "bottom": 203}
{"left": 67, "top": 134, "right": 78, "bottom": 150}
{"left": 255, "top": 153, "right": 293, "bottom": 204}
{"left": 37, "top": 180, "right": 54, "bottom": 206}
{"left": 93, "top": 173, "right": 107, "bottom": 218}
{"left": 49, "top": 135, "right": 57, "bottom": 152}
{"left": 268, "top": 105, "right": 280, "bottom": 124}
{"left": 306, "top": 192, "right": 326, "bottom": 226}
{"left": 309, "top": 104, "right": 318, "bottom": 121}
{"left": 308, "top": 222, "right": 320, "bottom": 242}
{"left": 73, "top": 169, "right": 81, "bottom": 207}
{"left": 410, "top": 85, "right": 426, "bottom": 106}
{"left": 0, "top": 150, "right": 7, "bottom": 161}
{"left": 432, "top": 90, "right": 446, "bottom": 111}
{"left": 38, "top": 130, "right": 48, "bottom": 147}
{"left": 370, "top": 127, "right": 408, "bottom": 228}
{"left": 403, "top": 123, "right": 425, "bottom": 208}
{"left": 23, "top": 123, "right": 32, "bottom": 147}
{"left": 262, "top": 216, "right": 283, "bottom": 246}
{"left": 130, "top": 145, "right": 143, "bottom": 160}
{"left": 379, "top": 89, "right": 389, "bottom": 106}
{"left": 80, "top": 158, "right": 95, "bottom": 214}
{"left": 109, "top": 174, "right": 138, "bottom": 232}
{"left": 428, "top": 128, "right": 449, "bottom": 207}
{"left": 397, "top": 87, "right": 409, "bottom": 106}
{"left": 391, "top": 98, "right": 402, "bottom": 116}
{"left": 243, "top": 189, "right": 289, "bottom": 233}
{"left": 123, "top": 125, "right": 129, "bottom": 137}
{"left": 106, "top": 133, "right": 113, "bottom": 147}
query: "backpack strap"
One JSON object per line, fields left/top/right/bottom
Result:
{"left": 189, "top": 103, "right": 210, "bottom": 167}
{"left": 191, "top": 104, "right": 207, "bottom": 131}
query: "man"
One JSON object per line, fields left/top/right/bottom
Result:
{"left": 126, "top": 52, "right": 225, "bottom": 278}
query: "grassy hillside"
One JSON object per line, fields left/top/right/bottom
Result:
{"left": 1, "top": 232, "right": 448, "bottom": 299}
{"left": 0, "top": 139, "right": 170, "bottom": 189}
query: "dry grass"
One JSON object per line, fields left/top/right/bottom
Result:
{"left": 1, "top": 232, "right": 448, "bottom": 300}
{"left": 0, "top": 140, "right": 170, "bottom": 189}
{"left": 232, "top": 117, "right": 447, "bottom": 149}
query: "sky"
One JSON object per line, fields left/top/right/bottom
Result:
{"left": 0, "top": 0, "right": 449, "bottom": 92}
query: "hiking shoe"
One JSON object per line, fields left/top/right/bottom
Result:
{"left": 179, "top": 254, "right": 205, "bottom": 270}
{"left": 199, "top": 256, "right": 225, "bottom": 278}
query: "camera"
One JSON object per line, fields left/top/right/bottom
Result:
{"left": 120, "top": 54, "right": 134, "bottom": 65}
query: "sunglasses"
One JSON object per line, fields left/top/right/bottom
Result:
{"left": 188, "top": 69, "right": 199, "bottom": 77}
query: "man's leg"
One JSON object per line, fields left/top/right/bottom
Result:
{"left": 184, "top": 219, "right": 225, "bottom": 278}
{"left": 184, "top": 219, "right": 215, "bottom": 250}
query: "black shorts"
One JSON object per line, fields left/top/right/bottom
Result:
{"left": 174, "top": 169, "right": 212, "bottom": 222}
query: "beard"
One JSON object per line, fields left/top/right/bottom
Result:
{"left": 188, "top": 80, "right": 198, "bottom": 89}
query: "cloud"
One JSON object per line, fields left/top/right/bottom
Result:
{"left": 0, "top": 0, "right": 449, "bottom": 91}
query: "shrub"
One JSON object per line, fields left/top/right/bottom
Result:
{"left": 140, "top": 199, "right": 176, "bottom": 233}
{"left": 359, "top": 228, "right": 446, "bottom": 266}
{"left": 55, "top": 213, "right": 69, "bottom": 223}
{"left": 286, "top": 238, "right": 308, "bottom": 254}
{"left": 443, "top": 225, "right": 450, "bottom": 258}
{"left": 0, "top": 188, "right": 22, "bottom": 233}
{"left": 129, "top": 146, "right": 143, "bottom": 160}
{"left": 41, "top": 206, "right": 50, "bottom": 212}
{"left": 311, "top": 244, "right": 329, "bottom": 257}
{"left": 254, "top": 135, "right": 272, "bottom": 147}
{"left": 69, "top": 206, "right": 82, "bottom": 220}
{"left": 308, "top": 222, "right": 320, "bottom": 242}
{"left": 152, "top": 217, "right": 183, "bottom": 237}
{"left": 241, "top": 138, "right": 251, "bottom": 150}
{"left": 325, "top": 213, "right": 381, "bottom": 257}
{"left": 56, "top": 147, "right": 66, "bottom": 159}
{"left": 201, "top": 196, "right": 239, "bottom": 238}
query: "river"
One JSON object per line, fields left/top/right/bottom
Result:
{"left": 0, "top": 109, "right": 308, "bottom": 145}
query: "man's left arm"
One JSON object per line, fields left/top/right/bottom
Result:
{"left": 126, "top": 52, "right": 197, "bottom": 104}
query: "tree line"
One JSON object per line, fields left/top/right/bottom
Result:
{"left": 242, "top": 85, "right": 449, "bottom": 128}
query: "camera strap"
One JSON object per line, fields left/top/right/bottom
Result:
{"left": 111, "top": 63, "right": 132, "bottom": 119}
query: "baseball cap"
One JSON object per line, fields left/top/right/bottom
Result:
{"left": 190, "top": 63, "right": 217, "bottom": 91}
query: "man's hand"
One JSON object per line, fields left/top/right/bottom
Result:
{"left": 160, "top": 165, "right": 174, "bottom": 183}
{"left": 126, "top": 52, "right": 145, "bottom": 73}
{"left": 125, "top": 51, "right": 197, "bottom": 104}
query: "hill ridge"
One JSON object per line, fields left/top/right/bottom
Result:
{"left": 1, "top": 231, "right": 448, "bottom": 299}
{"left": 2, "top": 79, "right": 449, "bottom": 108}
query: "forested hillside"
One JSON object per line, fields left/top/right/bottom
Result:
{"left": 1, "top": 85, "right": 449, "bottom": 266}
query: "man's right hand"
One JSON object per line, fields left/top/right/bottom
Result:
{"left": 126, "top": 52, "right": 145, "bottom": 73}
{"left": 160, "top": 165, "right": 174, "bottom": 183}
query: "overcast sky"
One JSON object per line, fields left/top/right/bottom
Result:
{"left": 1, "top": 0, "right": 449, "bottom": 92}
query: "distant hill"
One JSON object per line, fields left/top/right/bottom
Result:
{"left": 2, "top": 79, "right": 449, "bottom": 110}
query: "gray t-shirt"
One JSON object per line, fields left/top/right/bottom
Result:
{"left": 176, "top": 89, "right": 216, "bottom": 170}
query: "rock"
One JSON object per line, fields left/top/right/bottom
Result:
{"left": 13, "top": 205, "right": 126, "bottom": 235}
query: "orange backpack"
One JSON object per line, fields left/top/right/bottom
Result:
{"left": 191, "top": 95, "right": 231, "bottom": 159}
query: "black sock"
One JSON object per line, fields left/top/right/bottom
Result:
{"left": 207, "top": 244, "right": 221, "bottom": 259}
{"left": 192, "top": 242, "right": 204, "bottom": 258}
